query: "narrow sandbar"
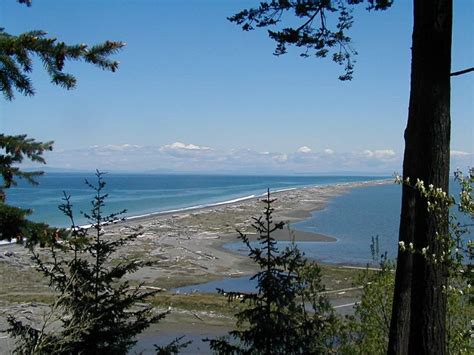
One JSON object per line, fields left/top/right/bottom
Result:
{"left": 103, "top": 179, "right": 391, "bottom": 288}
{"left": 0, "top": 179, "right": 392, "bottom": 290}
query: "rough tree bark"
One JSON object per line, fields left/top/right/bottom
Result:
{"left": 388, "top": 1, "right": 452, "bottom": 354}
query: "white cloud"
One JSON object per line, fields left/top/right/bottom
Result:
{"left": 362, "top": 149, "right": 396, "bottom": 159}
{"left": 451, "top": 150, "right": 471, "bottom": 157}
{"left": 450, "top": 150, "right": 473, "bottom": 171}
{"left": 39, "top": 143, "right": 405, "bottom": 173}
{"left": 103, "top": 144, "right": 141, "bottom": 151}
{"left": 297, "top": 146, "right": 312, "bottom": 154}
{"left": 274, "top": 154, "right": 288, "bottom": 162}
{"left": 159, "top": 142, "right": 211, "bottom": 151}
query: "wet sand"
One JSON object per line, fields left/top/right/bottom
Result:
{"left": 0, "top": 179, "right": 391, "bottom": 289}
{"left": 0, "top": 179, "right": 391, "bottom": 353}
{"left": 101, "top": 179, "right": 391, "bottom": 287}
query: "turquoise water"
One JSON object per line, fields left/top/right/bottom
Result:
{"left": 7, "top": 173, "right": 385, "bottom": 227}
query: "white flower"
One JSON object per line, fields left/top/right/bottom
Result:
{"left": 399, "top": 241, "right": 406, "bottom": 251}
{"left": 409, "top": 242, "right": 414, "bottom": 250}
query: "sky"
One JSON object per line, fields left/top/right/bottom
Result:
{"left": 1, "top": 0, "right": 473, "bottom": 174}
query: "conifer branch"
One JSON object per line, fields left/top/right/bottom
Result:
{"left": 450, "top": 67, "right": 474, "bottom": 77}
{"left": 229, "top": 0, "right": 392, "bottom": 81}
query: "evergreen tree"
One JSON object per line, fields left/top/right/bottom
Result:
{"left": 7, "top": 171, "right": 167, "bottom": 354}
{"left": 207, "top": 190, "right": 338, "bottom": 354}
{"left": 0, "top": 0, "right": 123, "bottom": 244}
{"left": 229, "top": 1, "right": 473, "bottom": 352}
{"left": 0, "top": 1, "right": 123, "bottom": 100}
{"left": 0, "top": 134, "right": 53, "bottom": 245}
{"left": 228, "top": 1, "right": 392, "bottom": 81}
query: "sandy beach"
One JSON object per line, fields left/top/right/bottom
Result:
{"left": 0, "top": 179, "right": 391, "bottom": 352}
{"left": 99, "top": 178, "right": 391, "bottom": 288}
{"left": 0, "top": 179, "right": 391, "bottom": 290}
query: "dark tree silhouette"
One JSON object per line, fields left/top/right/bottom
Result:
{"left": 7, "top": 171, "right": 167, "bottom": 354}
{"left": 388, "top": 2, "right": 452, "bottom": 353}
{"left": 228, "top": 1, "right": 472, "bottom": 353}
{"left": 0, "top": 0, "right": 123, "bottom": 244}
{"left": 207, "top": 190, "right": 337, "bottom": 354}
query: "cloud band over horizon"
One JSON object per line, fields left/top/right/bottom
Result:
{"left": 24, "top": 142, "right": 473, "bottom": 174}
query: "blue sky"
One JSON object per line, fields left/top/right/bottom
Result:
{"left": 1, "top": 0, "right": 473, "bottom": 173}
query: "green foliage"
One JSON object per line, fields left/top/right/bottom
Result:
{"left": 0, "top": 0, "right": 123, "bottom": 245}
{"left": 0, "top": 134, "right": 53, "bottom": 193}
{"left": 343, "top": 172, "right": 474, "bottom": 354}
{"left": 0, "top": 134, "right": 54, "bottom": 244}
{"left": 446, "top": 169, "right": 474, "bottom": 353}
{"left": 6, "top": 172, "right": 167, "bottom": 354}
{"left": 395, "top": 170, "right": 472, "bottom": 291}
{"left": 1, "top": 1, "right": 124, "bottom": 100}
{"left": 0, "top": 202, "right": 51, "bottom": 245}
{"left": 155, "top": 336, "right": 192, "bottom": 355}
{"left": 341, "top": 237, "right": 394, "bottom": 355}
{"left": 228, "top": 0, "right": 392, "bottom": 81}
{"left": 207, "top": 190, "right": 338, "bottom": 354}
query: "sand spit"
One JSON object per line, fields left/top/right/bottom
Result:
{"left": 0, "top": 179, "right": 391, "bottom": 352}
{"left": 103, "top": 179, "right": 391, "bottom": 287}
{"left": 0, "top": 179, "right": 391, "bottom": 290}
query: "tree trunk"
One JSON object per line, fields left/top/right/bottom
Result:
{"left": 388, "top": 1, "right": 452, "bottom": 354}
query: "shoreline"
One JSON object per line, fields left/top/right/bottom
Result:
{"left": 123, "top": 187, "right": 299, "bottom": 224}
{"left": 0, "top": 179, "right": 393, "bottom": 291}
{"left": 119, "top": 179, "right": 391, "bottom": 230}
{"left": 77, "top": 179, "right": 387, "bottom": 229}
{"left": 103, "top": 178, "right": 392, "bottom": 287}
{"left": 0, "top": 179, "right": 392, "bottom": 353}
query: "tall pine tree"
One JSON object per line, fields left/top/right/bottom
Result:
{"left": 207, "top": 190, "right": 338, "bottom": 354}
{"left": 228, "top": 1, "right": 473, "bottom": 352}
{"left": 7, "top": 171, "right": 167, "bottom": 354}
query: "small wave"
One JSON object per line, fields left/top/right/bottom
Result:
{"left": 124, "top": 194, "right": 257, "bottom": 221}
{"left": 210, "top": 195, "right": 256, "bottom": 206}
{"left": 273, "top": 187, "right": 297, "bottom": 193}
{"left": 0, "top": 238, "right": 17, "bottom": 246}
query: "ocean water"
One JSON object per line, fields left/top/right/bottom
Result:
{"left": 177, "top": 181, "right": 472, "bottom": 293}
{"left": 6, "top": 173, "right": 385, "bottom": 228}
{"left": 225, "top": 183, "right": 401, "bottom": 265}
{"left": 224, "top": 181, "right": 472, "bottom": 265}
{"left": 177, "top": 183, "right": 401, "bottom": 294}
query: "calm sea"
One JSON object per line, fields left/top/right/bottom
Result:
{"left": 225, "top": 183, "right": 401, "bottom": 265}
{"left": 7, "top": 173, "right": 386, "bottom": 228}
{"left": 178, "top": 181, "right": 471, "bottom": 293}
{"left": 8, "top": 172, "right": 471, "bottom": 291}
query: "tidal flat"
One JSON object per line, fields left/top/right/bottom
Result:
{"left": 0, "top": 179, "right": 390, "bottom": 352}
